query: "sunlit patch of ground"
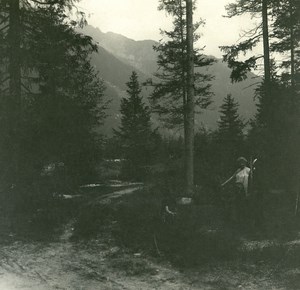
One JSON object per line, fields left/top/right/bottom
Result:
{"left": 0, "top": 238, "right": 294, "bottom": 290}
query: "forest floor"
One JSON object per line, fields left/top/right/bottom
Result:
{"left": 0, "top": 183, "right": 299, "bottom": 290}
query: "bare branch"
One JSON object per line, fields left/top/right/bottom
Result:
{"left": 0, "top": 76, "right": 9, "bottom": 85}
{"left": 0, "top": 24, "right": 9, "bottom": 34}
{"left": 21, "top": 83, "right": 33, "bottom": 94}
{"left": 0, "top": 15, "right": 9, "bottom": 27}
{"left": 242, "top": 81, "right": 262, "bottom": 90}
{"left": 29, "top": 0, "right": 61, "bottom": 5}
{"left": 239, "top": 24, "right": 263, "bottom": 40}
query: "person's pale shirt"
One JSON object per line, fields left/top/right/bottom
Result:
{"left": 235, "top": 167, "right": 251, "bottom": 195}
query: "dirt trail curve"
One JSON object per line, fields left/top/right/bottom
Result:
{"left": 0, "top": 184, "right": 193, "bottom": 290}
{"left": 0, "top": 240, "right": 287, "bottom": 290}
{"left": 0, "top": 185, "right": 290, "bottom": 289}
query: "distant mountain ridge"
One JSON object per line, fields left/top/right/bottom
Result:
{"left": 82, "top": 25, "right": 158, "bottom": 75}
{"left": 79, "top": 25, "right": 259, "bottom": 135}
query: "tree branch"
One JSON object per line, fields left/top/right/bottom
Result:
{"left": 29, "top": 0, "right": 62, "bottom": 5}
{"left": 0, "top": 24, "right": 9, "bottom": 34}
{"left": 21, "top": 82, "right": 33, "bottom": 94}
{"left": 0, "top": 15, "right": 9, "bottom": 26}
{"left": 0, "top": 76, "right": 9, "bottom": 85}
{"left": 242, "top": 81, "right": 262, "bottom": 90}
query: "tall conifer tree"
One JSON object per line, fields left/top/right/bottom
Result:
{"left": 115, "top": 71, "right": 156, "bottom": 181}
{"left": 220, "top": 0, "right": 299, "bottom": 189}
{"left": 217, "top": 94, "right": 244, "bottom": 169}
{"left": 0, "top": 0, "right": 107, "bottom": 186}
{"left": 270, "top": 0, "right": 300, "bottom": 88}
{"left": 151, "top": 0, "right": 214, "bottom": 128}
{"left": 151, "top": 0, "right": 214, "bottom": 195}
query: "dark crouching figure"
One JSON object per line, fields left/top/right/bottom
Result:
{"left": 160, "top": 194, "right": 177, "bottom": 224}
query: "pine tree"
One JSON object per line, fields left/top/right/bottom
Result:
{"left": 150, "top": 0, "right": 214, "bottom": 128}
{"left": 151, "top": 0, "right": 214, "bottom": 195}
{"left": 0, "top": 1, "right": 107, "bottom": 186}
{"left": 115, "top": 71, "right": 156, "bottom": 181}
{"left": 217, "top": 94, "right": 244, "bottom": 169}
{"left": 27, "top": 5, "right": 106, "bottom": 184}
{"left": 220, "top": 0, "right": 300, "bottom": 190}
{"left": 220, "top": 0, "right": 300, "bottom": 88}
{"left": 249, "top": 82, "right": 299, "bottom": 188}
{"left": 270, "top": 0, "right": 300, "bottom": 89}
{"left": 220, "top": 0, "right": 271, "bottom": 83}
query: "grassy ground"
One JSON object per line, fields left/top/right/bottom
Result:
{"left": 74, "top": 185, "right": 300, "bottom": 247}
{"left": 0, "top": 182, "right": 300, "bottom": 289}
{"left": 72, "top": 184, "right": 300, "bottom": 288}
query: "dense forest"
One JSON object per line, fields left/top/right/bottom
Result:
{"left": 0, "top": 0, "right": 299, "bottom": 288}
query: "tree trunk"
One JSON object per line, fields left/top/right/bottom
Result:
{"left": 289, "top": 0, "right": 295, "bottom": 88}
{"left": 179, "top": 0, "right": 188, "bottom": 154}
{"left": 262, "top": 0, "right": 271, "bottom": 85}
{"left": 8, "top": 0, "right": 21, "bottom": 181}
{"left": 185, "top": 0, "right": 195, "bottom": 196}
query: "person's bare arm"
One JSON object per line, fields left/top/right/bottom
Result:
{"left": 221, "top": 175, "right": 234, "bottom": 187}
{"left": 221, "top": 169, "right": 239, "bottom": 187}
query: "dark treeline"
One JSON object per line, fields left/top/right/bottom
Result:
{"left": 220, "top": 0, "right": 300, "bottom": 192}
{"left": 0, "top": 0, "right": 107, "bottom": 229}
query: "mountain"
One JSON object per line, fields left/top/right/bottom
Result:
{"left": 86, "top": 45, "right": 154, "bottom": 136}
{"left": 82, "top": 25, "right": 157, "bottom": 75}
{"left": 197, "top": 60, "right": 259, "bottom": 129}
{"left": 79, "top": 25, "right": 259, "bottom": 135}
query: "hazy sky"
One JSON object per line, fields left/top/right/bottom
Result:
{"left": 79, "top": 0, "right": 254, "bottom": 58}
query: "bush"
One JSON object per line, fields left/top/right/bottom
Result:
{"left": 72, "top": 183, "right": 242, "bottom": 267}
{"left": 112, "top": 188, "right": 161, "bottom": 251}
{"left": 109, "top": 188, "right": 241, "bottom": 267}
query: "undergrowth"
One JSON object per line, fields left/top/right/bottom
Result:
{"left": 73, "top": 184, "right": 300, "bottom": 269}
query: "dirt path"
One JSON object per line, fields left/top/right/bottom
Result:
{"left": 0, "top": 238, "right": 291, "bottom": 290}
{"left": 0, "top": 185, "right": 297, "bottom": 289}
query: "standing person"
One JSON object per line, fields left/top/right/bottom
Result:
{"left": 221, "top": 157, "right": 251, "bottom": 225}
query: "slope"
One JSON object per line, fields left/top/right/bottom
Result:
{"left": 79, "top": 26, "right": 259, "bottom": 134}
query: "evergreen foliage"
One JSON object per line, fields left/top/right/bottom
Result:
{"left": 26, "top": 6, "right": 106, "bottom": 184}
{"left": 216, "top": 94, "right": 244, "bottom": 170}
{"left": 221, "top": 0, "right": 300, "bottom": 190}
{"left": 0, "top": 1, "right": 107, "bottom": 188}
{"left": 114, "top": 71, "right": 158, "bottom": 181}
{"left": 249, "top": 82, "right": 299, "bottom": 188}
{"left": 217, "top": 94, "right": 244, "bottom": 144}
{"left": 270, "top": 0, "right": 300, "bottom": 88}
{"left": 220, "top": 0, "right": 264, "bottom": 82}
{"left": 221, "top": 0, "right": 299, "bottom": 86}
{"left": 150, "top": 0, "right": 214, "bottom": 128}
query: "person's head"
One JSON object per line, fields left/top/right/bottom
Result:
{"left": 237, "top": 156, "right": 247, "bottom": 168}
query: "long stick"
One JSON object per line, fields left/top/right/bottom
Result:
{"left": 295, "top": 190, "right": 299, "bottom": 216}
{"left": 153, "top": 234, "right": 161, "bottom": 256}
